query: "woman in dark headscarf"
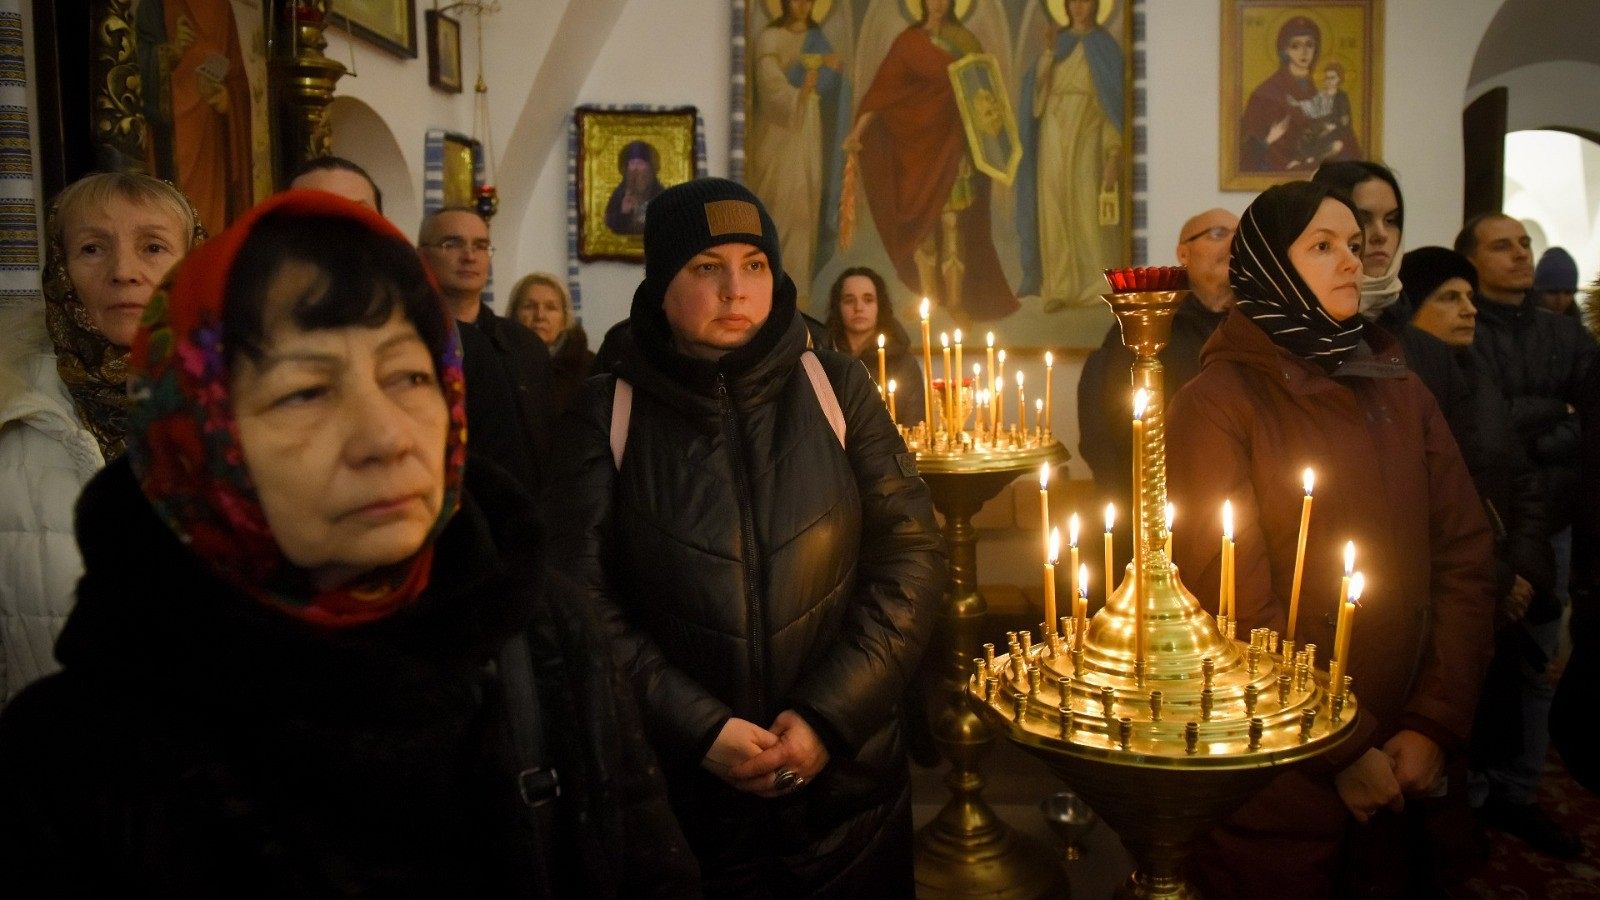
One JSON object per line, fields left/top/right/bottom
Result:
{"left": 0, "top": 173, "right": 202, "bottom": 704}
{"left": 1167, "top": 181, "right": 1495, "bottom": 897}
{"left": 0, "top": 191, "right": 695, "bottom": 896}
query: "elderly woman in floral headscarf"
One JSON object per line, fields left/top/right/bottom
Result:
{"left": 0, "top": 191, "right": 695, "bottom": 895}
{"left": 0, "top": 172, "right": 202, "bottom": 704}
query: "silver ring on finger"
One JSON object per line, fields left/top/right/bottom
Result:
{"left": 773, "top": 768, "right": 799, "bottom": 791}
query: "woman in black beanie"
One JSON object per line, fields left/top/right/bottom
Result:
{"left": 545, "top": 177, "right": 945, "bottom": 895}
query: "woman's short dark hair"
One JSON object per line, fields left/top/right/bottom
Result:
{"left": 1312, "top": 160, "right": 1404, "bottom": 233}
{"left": 291, "top": 156, "right": 383, "bottom": 213}
{"left": 825, "top": 266, "right": 895, "bottom": 348}
{"left": 224, "top": 213, "right": 448, "bottom": 369}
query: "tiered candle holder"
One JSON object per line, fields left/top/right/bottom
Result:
{"left": 906, "top": 306, "right": 1068, "bottom": 897}
{"left": 969, "top": 271, "right": 1359, "bottom": 899}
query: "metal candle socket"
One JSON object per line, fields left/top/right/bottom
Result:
{"left": 1040, "top": 789, "right": 1099, "bottom": 862}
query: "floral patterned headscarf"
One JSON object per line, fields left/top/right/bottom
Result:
{"left": 44, "top": 175, "right": 206, "bottom": 459}
{"left": 126, "top": 191, "right": 468, "bottom": 628}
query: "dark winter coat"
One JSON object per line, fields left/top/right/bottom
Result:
{"left": 0, "top": 456, "right": 697, "bottom": 898}
{"left": 547, "top": 325, "right": 597, "bottom": 420}
{"left": 1471, "top": 296, "right": 1597, "bottom": 525}
{"left": 834, "top": 317, "right": 926, "bottom": 428}
{"left": 461, "top": 303, "right": 556, "bottom": 498}
{"left": 545, "top": 287, "right": 944, "bottom": 893}
{"left": 1552, "top": 360, "right": 1600, "bottom": 793}
{"left": 1168, "top": 310, "right": 1495, "bottom": 897}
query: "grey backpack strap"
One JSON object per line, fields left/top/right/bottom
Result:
{"left": 610, "top": 378, "right": 633, "bottom": 470}
{"left": 800, "top": 350, "right": 846, "bottom": 449}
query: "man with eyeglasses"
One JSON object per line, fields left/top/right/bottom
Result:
{"left": 1077, "top": 208, "right": 1238, "bottom": 569}
{"left": 419, "top": 207, "right": 554, "bottom": 497}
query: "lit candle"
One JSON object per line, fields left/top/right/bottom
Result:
{"left": 876, "top": 333, "right": 888, "bottom": 400}
{"left": 972, "top": 364, "right": 983, "bottom": 436}
{"left": 1132, "top": 388, "right": 1150, "bottom": 665}
{"left": 995, "top": 350, "right": 1006, "bottom": 431}
{"left": 1164, "top": 502, "right": 1175, "bottom": 558}
{"left": 1039, "top": 463, "right": 1052, "bottom": 547}
{"left": 919, "top": 300, "right": 934, "bottom": 435}
{"left": 1331, "top": 571, "right": 1362, "bottom": 698}
{"left": 953, "top": 329, "right": 964, "bottom": 426}
{"left": 940, "top": 332, "right": 953, "bottom": 432}
{"left": 1068, "top": 513, "right": 1082, "bottom": 640}
{"left": 1076, "top": 562, "right": 1089, "bottom": 647}
{"left": 1044, "top": 350, "right": 1055, "bottom": 434}
{"left": 1221, "top": 500, "right": 1235, "bottom": 623}
{"left": 1287, "top": 468, "right": 1315, "bottom": 642}
{"left": 985, "top": 332, "right": 996, "bottom": 424}
{"left": 1016, "top": 370, "right": 1026, "bottom": 434}
{"left": 1034, "top": 399, "right": 1044, "bottom": 440}
{"left": 1104, "top": 502, "right": 1116, "bottom": 606}
{"left": 1044, "top": 527, "right": 1061, "bottom": 641}
{"left": 887, "top": 379, "right": 898, "bottom": 424}
{"left": 977, "top": 388, "right": 989, "bottom": 442}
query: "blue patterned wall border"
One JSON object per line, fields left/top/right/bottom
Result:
{"left": 0, "top": 1, "right": 38, "bottom": 292}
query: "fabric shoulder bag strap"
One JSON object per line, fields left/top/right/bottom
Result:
{"left": 610, "top": 351, "right": 844, "bottom": 469}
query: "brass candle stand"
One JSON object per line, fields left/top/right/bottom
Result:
{"left": 969, "top": 285, "right": 1359, "bottom": 899}
{"left": 912, "top": 427, "right": 1067, "bottom": 898}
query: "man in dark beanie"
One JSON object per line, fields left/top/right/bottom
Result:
{"left": 544, "top": 177, "right": 944, "bottom": 894}
{"left": 1531, "top": 246, "right": 1580, "bottom": 318}
{"left": 1403, "top": 245, "right": 1576, "bottom": 858}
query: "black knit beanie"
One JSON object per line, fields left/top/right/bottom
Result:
{"left": 1399, "top": 246, "right": 1478, "bottom": 305}
{"left": 642, "top": 177, "right": 783, "bottom": 287}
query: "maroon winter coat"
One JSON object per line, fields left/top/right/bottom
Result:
{"left": 1166, "top": 310, "right": 1495, "bottom": 897}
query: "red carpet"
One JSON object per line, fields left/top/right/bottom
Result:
{"left": 1454, "top": 755, "right": 1600, "bottom": 898}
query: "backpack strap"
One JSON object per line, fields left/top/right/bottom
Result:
{"left": 800, "top": 350, "right": 846, "bottom": 450}
{"left": 610, "top": 378, "right": 633, "bottom": 470}
{"left": 608, "top": 352, "right": 843, "bottom": 470}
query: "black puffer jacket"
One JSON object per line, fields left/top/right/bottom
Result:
{"left": 0, "top": 457, "right": 697, "bottom": 898}
{"left": 546, "top": 278, "right": 944, "bottom": 892}
{"left": 1472, "top": 297, "right": 1597, "bottom": 524}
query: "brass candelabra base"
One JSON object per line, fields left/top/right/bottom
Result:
{"left": 914, "top": 441, "right": 1068, "bottom": 899}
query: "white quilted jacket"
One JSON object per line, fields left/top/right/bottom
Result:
{"left": 0, "top": 302, "right": 104, "bottom": 704}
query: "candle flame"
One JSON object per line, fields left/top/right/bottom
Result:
{"left": 888, "top": 379, "right": 897, "bottom": 393}
{"left": 1132, "top": 388, "right": 1150, "bottom": 420}
{"left": 920, "top": 298, "right": 930, "bottom": 320}
{"left": 1045, "top": 350, "right": 1054, "bottom": 367}
{"left": 953, "top": 328, "right": 963, "bottom": 344}
{"left": 986, "top": 331, "right": 995, "bottom": 348}
{"left": 998, "top": 349, "right": 1006, "bottom": 363}
{"left": 877, "top": 333, "right": 886, "bottom": 349}
{"left": 1165, "top": 502, "right": 1175, "bottom": 531}
{"left": 1303, "top": 467, "right": 1316, "bottom": 496}
{"left": 1035, "top": 398, "right": 1044, "bottom": 414}
{"left": 1069, "top": 513, "right": 1081, "bottom": 547}
{"left": 1078, "top": 563, "right": 1089, "bottom": 596}
{"left": 1349, "top": 571, "right": 1365, "bottom": 603}
{"left": 1039, "top": 462, "right": 1051, "bottom": 490}
{"left": 1222, "top": 500, "right": 1234, "bottom": 540}
{"left": 973, "top": 363, "right": 982, "bottom": 377}
{"left": 1016, "top": 370, "right": 1025, "bottom": 387}
{"left": 1048, "top": 527, "right": 1061, "bottom": 565}
{"left": 1105, "top": 502, "right": 1116, "bottom": 531}
{"left": 940, "top": 332, "right": 949, "bottom": 347}
{"left": 1343, "top": 541, "right": 1356, "bottom": 576}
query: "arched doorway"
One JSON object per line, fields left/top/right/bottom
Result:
{"left": 1504, "top": 128, "right": 1600, "bottom": 287}
{"left": 326, "top": 96, "right": 420, "bottom": 233}
{"left": 1462, "top": 0, "right": 1600, "bottom": 242}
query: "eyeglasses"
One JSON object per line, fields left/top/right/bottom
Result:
{"left": 1182, "top": 225, "right": 1235, "bottom": 244}
{"left": 422, "top": 237, "right": 495, "bottom": 255}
